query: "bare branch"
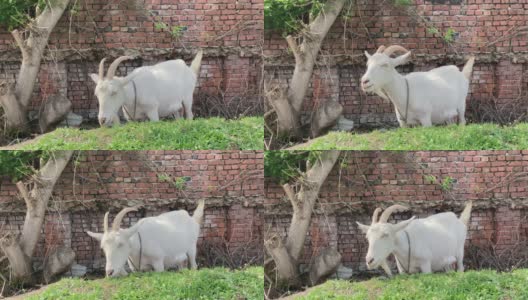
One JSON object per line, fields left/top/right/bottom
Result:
{"left": 15, "top": 181, "right": 34, "bottom": 209}
{"left": 282, "top": 183, "right": 296, "bottom": 204}
{"left": 286, "top": 35, "right": 302, "bottom": 63}
{"left": 15, "top": 181, "right": 29, "bottom": 202}
{"left": 11, "top": 30, "right": 28, "bottom": 58}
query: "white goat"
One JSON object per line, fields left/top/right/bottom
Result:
{"left": 90, "top": 50, "right": 203, "bottom": 127}
{"left": 87, "top": 200, "right": 204, "bottom": 277}
{"left": 356, "top": 201, "right": 472, "bottom": 276}
{"left": 361, "top": 45, "right": 475, "bottom": 127}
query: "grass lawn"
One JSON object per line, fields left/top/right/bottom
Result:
{"left": 294, "top": 123, "right": 528, "bottom": 150}
{"left": 286, "top": 269, "right": 528, "bottom": 300}
{"left": 23, "top": 267, "right": 263, "bottom": 300}
{"left": 7, "top": 117, "right": 263, "bottom": 150}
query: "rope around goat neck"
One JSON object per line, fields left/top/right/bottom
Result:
{"left": 403, "top": 230, "right": 412, "bottom": 273}
{"left": 127, "top": 231, "right": 142, "bottom": 271}
{"left": 384, "top": 77, "right": 410, "bottom": 123}
{"left": 395, "top": 230, "right": 412, "bottom": 274}
{"left": 123, "top": 80, "right": 138, "bottom": 120}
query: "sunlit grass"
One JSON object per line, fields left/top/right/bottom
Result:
{"left": 26, "top": 267, "right": 263, "bottom": 300}
{"left": 296, "top": 123, "right": 528, "bottom": 150}
{"left": 289, "top": 269, "right": 528, "bottom": 299}
{"left": 16, "top": 117, "right": 263, "bottom": 150}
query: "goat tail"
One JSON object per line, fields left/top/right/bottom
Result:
{"left": 192, "top": 199, "right": 205, "bottom": 225}
{"left": 462, "top": 56, "right": 475, "bottom": 80}
{"left": 190, "top": 49, "right": 203, "bottom": 76}
{"left": 459, "top": 200, "right": 473, "bottom": 227}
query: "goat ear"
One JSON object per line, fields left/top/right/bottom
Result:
{"left": 391, "top": 51, "right": 412, "bottom": 67}
{"left": 392, "top": 216, "right": 415, "bottom": 233}
{"left": 89, "top": 74, "right": 100, "bottom": 83}
{"left": 87, "top": 231, "right": 104, "bottom": 241}
{"left": 364, "top": 51, "right": 372, "bottom": 60}
{"left": 356, "top": 222, "right": 370, "bottom": 234}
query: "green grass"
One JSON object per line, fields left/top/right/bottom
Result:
{"left": 26, "top": 267, "right": 263, "bottom": 300}
{"left": 290, "top": 269, "right": 528, "bottom": 300}
{"left": 298, "top": 123, "right": 528, "bottom": 150}
{"left": 19, "top": 117, "right": 263, "bottom": 150}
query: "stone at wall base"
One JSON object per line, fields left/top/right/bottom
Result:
{"left": 58, "top": 112, "right": 83, "bottom": 128}
{"left": 335, "top": 264, "right": 353, "bottom": 279}
{"left": 66, "top": 264, "right": 87, "bottom": 277}
{"left": 38, "top": 95, "right": 72, "bottom": 133}
{"left": 332, "top": 116, "right": 354, "bottom": 132}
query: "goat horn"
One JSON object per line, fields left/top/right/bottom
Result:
{"left": 376, "top": 45, "right": 386, "bottom": 53}
{"left": 106, "top": 56, "right": 133, "bottom": 80}
{"left": 103, "top": 211, "right": 109, "bottom": 233}
{"left": 383, "top": 45, "right": 410, "bottom": 57}
{"left": 111, "top": 206, "right": 140, "bottom": 232}
{"left": 371, "top": 207, "right": 382, "bottom": 224}
{"left": 98, "top": 58, "right": 107, "bottom": 82}
{"left": 379, "top": 204, "right": 409, "bottom": 223}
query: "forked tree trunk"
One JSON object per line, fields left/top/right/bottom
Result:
{"left": 265, "top": 150, "right": 342, "bottom": 288}
{"left": 268, "top": 0, "right": 347, "bottom": 139}
{"left": 0, "top": 0, "right": 71, "bottom": 132}
{"left": 0, "top": 151, "right": 74, "bottom": 284}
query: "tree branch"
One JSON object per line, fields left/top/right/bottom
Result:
{"left": 11, "top": 30, "right": 29, "bottom": 58}
{"left": 285, "top": 150, "right": 341, "bottom": 261}
{"left": 282, "top": 183, "right": 296, "bottom": 205}
{"left": 287, "top": 0, "right": 347, "bottom": 116}
{"left": 13, "top": 0, "right": 71, "bottom": 109}
{"left": 286, "top": 35, "right": 302, "bottom": 63}
{"left": 20, "top": 151, "right": 73, "bottom": 258}
{"left": 16, "top": 181, "right": 31, "bottom": 203}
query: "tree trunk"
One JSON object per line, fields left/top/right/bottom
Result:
{"left": 0, "top": 86, "right": 28, "bottom": 131}
{"left": 43, "top": 247, "right": 76, "bottom": 283}
{"left": 0, "top": 237, "right": 32, "bottom": 284}
{"left": 268, "top": 90, "right": 301, "bottom": 138}
{"left": 310, "top": 100, "right": 344, "bottom": 138}
{"left": 0, "top": 151, "right": 73, "bottom": 284}
{"left": 264, "top": 236, "right": 300, "bottom": 287}
{"left": 266, "top": 151, "right": 341, "bottom": 287}
{"left": 0, "top": 0, "right": 71, "bottom": 132}
{"left": 269, "top": 0, "right": 347, "bottom": 139}
{"left": 308, "top": 248, "right": 342, "bottom": 286}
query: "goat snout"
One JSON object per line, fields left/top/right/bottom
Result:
{"left": 366, "top": 256, "right": 374, "bottom": 266}
{"left": 106, "top": 269, "right": 114, "bottom": 277}
{"left": 99, "top": 117, "right": 106, "bottom": 126}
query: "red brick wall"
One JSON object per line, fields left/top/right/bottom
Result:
{"left": 265, "top": 151, "right": 528, "bottom": 271}
{"left": 0, "top": 150, "right": 264, "bottom": 270}
{"left": 264, "top": 0, "right": 528, "bottom": 126}
{"left": 0, "top": 0, "right": 263, "bottom": 119}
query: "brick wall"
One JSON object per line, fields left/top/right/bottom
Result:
{"left": 265, "top": 151, "right": 528, "bottom": 271}
{"left": 0, "top": 150, "right": 264, "bottom": 270}
{"left": 0, "top": 0, "right": 263, "bottom": 119}
{"left": 264, "top": 0, "right": 528, "bottom": 126}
